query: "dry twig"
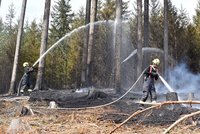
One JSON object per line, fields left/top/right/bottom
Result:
{"left": 163, "top": 110, "right": 200, "bottom": 134}
{"left": 109, "top": 105, "right": 159, "bottom": 134}
{"left": 110, "top": 100, "right": 200, "bottom": 134}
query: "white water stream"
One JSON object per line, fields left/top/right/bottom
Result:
{"left": 159, "top": 75, "right": 186, "bottom": 106}
{"left": 32, "top": 20, "right": 114, "bottom": 67}
{"left": 159, "top": 75, "right": 175, "bottom": 92}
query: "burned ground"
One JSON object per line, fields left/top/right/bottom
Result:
{"left": 0, "top": 89, "right": 200, "bottom": 134}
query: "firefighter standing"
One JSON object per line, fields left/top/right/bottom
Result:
{"left": 20, "top": 62, "right": 34, "bottom": 95}
{"left": 140, "top": 58, "right": 160, "bottom": 103}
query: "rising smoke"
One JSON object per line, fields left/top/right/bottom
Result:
{"left": 156, "top": 64, "right": 200, "bottom": 100}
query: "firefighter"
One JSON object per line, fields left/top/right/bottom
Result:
{"left": 20, "top": 62, "right": 34, "bottom": 95}
{"left": 140, "top": 58, "right": 160, "bottom": 103}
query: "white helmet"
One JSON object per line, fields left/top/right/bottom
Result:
{"left": 23, "top": 62, "right": 29, "bottom": 67}
{"left": 152, "top": 58, "right": 160, "bottom": 65}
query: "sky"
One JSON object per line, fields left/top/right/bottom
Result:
{"left": 0, "top": 0, "right": 198, "bottom": 23}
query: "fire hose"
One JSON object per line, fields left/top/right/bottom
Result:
{"left": 33, "top": 68, "right": 147, "bottom": 110}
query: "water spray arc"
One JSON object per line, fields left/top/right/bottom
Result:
{"left": 30, "top": 18, "right": 185, "bottom": 108}
{"left": 122, "top": 47, "right": 163, "bottom": 63}
{"left": 158, "top": 74, "right": 174, "bottom": 92}
{"left": 32, "top": 20, "right": 114, "bottom": 67}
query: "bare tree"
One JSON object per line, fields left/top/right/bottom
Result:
{"left": 9, "top": 0, "right": 27, "bottom": 94}
{"left": 144, "top": 0, "right": 149, "bottom": 67}
{"left": 136, "top": 0, "right": 143, "bottom": 87}
{"left": 114, "top": 0, "right": 122, "bottom": 93}
{"left": 81, "top": 0, "right": 91, "bottom": 87}
{"left": 34, "top": 0, "right": 51, "bottom": 90}
{"left": 86, "top": 0, "right": 97, "bottom": 86}
{"left": 164, "top": 0, "right": 168, "bottom": 79}
{"left": 0, "top": 0, "right": 1, "bottom": 8}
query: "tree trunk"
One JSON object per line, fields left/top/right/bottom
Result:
{"left": 34, "top": 0, "right": 51, "bottom": 90}
{"left": 164, "top": 0, "right": 169, "bottom": 79}
{"left": 143, "top": 0, "right": 149, "bottom": 68}
{"left": 0, "top": 0, "right": 1, "bottom": 8}
{"left": 86, "top": 0, "right": 97, "bottom": 86}
{"left": 9, "top": 0, "right": 27, "bottom": 94}
{"left": 136, "top": 0, "right": 143, "bottom": 88}
{"left": 114, "top": 0, "right": 122, "bottom": 93}
{"left": 81, "top": 0, "right": 91, "bottom": 87}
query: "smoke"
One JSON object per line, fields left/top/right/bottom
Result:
{"left": 156, "top": 64, "right": 200, "bottom": 100}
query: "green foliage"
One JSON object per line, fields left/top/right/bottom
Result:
{"left": 50, "top": 0, "right": 74, "bottom": 41}
{"left": 98, "top": 0, "right": 130, "bottom": 20}
{"left": 149, "top": 0, "right": 191, "bottom": 65}
{"left": 0, "top": 3, "right": 18, "bottom": 93}
{"left": 98, "top": 0, "right": 115, "bottom": 20}
{"left": 5, "top": 3, "right": 15, "bottom": 33}
{"left": 71, "top": 7, "right": 85, "bottom": 29}
{"left": 44, "top": 7, "right": 84, "bottom": 89}
{"left": 165, "top": 1, "right": 189, "bottom": 64}
{"left": 21, "top": 20, "right": 41, "bottom": 67}
{"left": 188, "top": 0, "right": 200, "bottom": 72}
{"left": 149, "top": 0, "right": 163, "bottom": 48}
{"left": 186, "top": 24, "right": 200, "bottom": 73}
{"left": 1, "top": 0, "right": 200, "bottom": 92}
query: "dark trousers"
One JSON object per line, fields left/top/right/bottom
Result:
{"left": 141, "top": 77, "right": 157, "bottom": 102}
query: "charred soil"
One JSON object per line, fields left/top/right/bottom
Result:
{"left": 0, "top": 90, "right": 200, "bottom": 134}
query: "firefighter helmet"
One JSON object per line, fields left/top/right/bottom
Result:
{"left": 152, "top": 58, "right": 160, "bottom": 65}
{"left": 23, "top": 62, "right": 29, "bottom": 67}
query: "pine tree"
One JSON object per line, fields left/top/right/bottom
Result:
{"left": 98, "top": 0, "right": 129, "bottom": 20}
{"left": 1, "top": 3, "right": 17, "bottom": 93}
{"left": 189, "top": 0, "right": 200, "bottom": 72}
{"left": 50, "top": 0, "right": 74, "bottom": 41}
{"left": 150, "top": 0, "right": 162, "bottom": 48}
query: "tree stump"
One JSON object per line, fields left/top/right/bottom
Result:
{"left": 20, "top": 105, "right": 34, "bottom": 116}
{"left": 166, "top": 92, "right": 178, "bottom": 101}
{"left": 165, "top": 92, "right": 179, "bottom": 110}
{"left": 188, "top": 92, "right": 195, "bottom": 101}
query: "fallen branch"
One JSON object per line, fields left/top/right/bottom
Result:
{"left": 135, "top": 100, "right": 200, "bottom": 105}
{"left": 163, "top": 110, "right": 200, "bottom": 134}
{"left": 109, "top": 105, "right": 159, "bottom": 134}
{"left": 110, "top": 100, "right": 200, "bottom": 134}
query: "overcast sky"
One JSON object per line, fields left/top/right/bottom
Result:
{"left": 0, "top": 0, "right": 198, "bottom": 23}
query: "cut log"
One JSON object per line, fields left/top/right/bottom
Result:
{"left": 29, "top": 88, "right": 109, "bottom": 108}
{"left": 29, "top": 89, "right": 89, "bottom": 102}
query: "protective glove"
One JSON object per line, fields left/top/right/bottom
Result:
{"left": 151, "top": 72, "right": 159, "bottom": 80}
{"left": 29, "top": 66, "right": 34, "bottom": 72}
